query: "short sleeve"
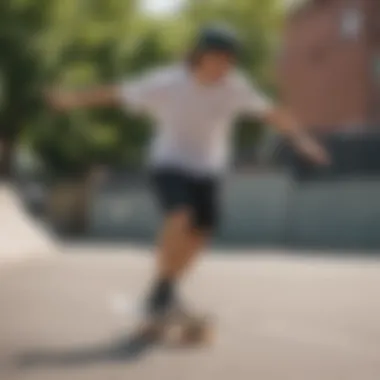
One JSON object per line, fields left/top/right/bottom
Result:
{"left": 119, "top": 67, "right": 173, "bottom": 114}
{"left": 233, "top": 72, "right": 274, "bottom": 118}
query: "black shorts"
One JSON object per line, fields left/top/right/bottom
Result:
{"left": 151, "top": 168, "right": 220, "bottom": 230}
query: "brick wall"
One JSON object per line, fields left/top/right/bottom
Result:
{"left": 278, "top": 0, "right": 373, "bottom": 132}
{"left": 366, "top": 0, "right": 380, "bottom": 125}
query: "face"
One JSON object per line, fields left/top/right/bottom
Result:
{"left": 195, "top": 51, "right": 235, "bottom": 83}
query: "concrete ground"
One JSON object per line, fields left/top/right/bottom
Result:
{"left": 1, "top": 244, "right": 380, "bottom": 380}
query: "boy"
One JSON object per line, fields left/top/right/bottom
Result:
{"left": 46, "top": 25, "right": 329, "bottom": 319}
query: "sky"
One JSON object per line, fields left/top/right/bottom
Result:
{"left": 141, "top": 0, "right": 185, "bottom": 15}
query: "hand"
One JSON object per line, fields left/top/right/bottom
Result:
{"left": 264, "top": 109, "right": 331, "bottom": 166}
{"left": 294, "top": 136, "right": 331, "bottom": 166}
{"left": 44, "top": 88, "right": 77, "bottom": 111}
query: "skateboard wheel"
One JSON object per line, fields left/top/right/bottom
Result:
{"left": 139, "top": 322, "right": 161, "bottom": 340}
{"left": 185, "top": 323, "right": 213, "bottom": 345}
{"left": 164, "top": 324, "right": 185, "bottom": 344}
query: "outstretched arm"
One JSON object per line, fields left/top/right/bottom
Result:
{"left": 263, "top": 107, "right": 330, "bottom": 165}
{"left": 235, "top": 75, "right": 330, "bottom": 166}
{"left": 44, "top": 85, "right": 122, "bottom": 111}
{"left": 45, "top": 67, "right": 170, "bottom": 113}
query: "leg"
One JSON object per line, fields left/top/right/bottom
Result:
{"left": 147, "top": 209, "right": 209, "bottom": 315}
{"left": 156, "top": 208, "right": 209, "bottom": 280}
{"left": 172, "top": 174, "right": 220, "bottom": 280}
{"left": 146, "top": 170, "right": 218, "bottom": 316}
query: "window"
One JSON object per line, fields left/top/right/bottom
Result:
{"left": 341, "top": 6, "right": 362, "bottom": 40}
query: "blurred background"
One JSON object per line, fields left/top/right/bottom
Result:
{"left": 2, "top": 2, "right": 380, "bottom": 379}
{"left": 1, "top": 0, "right": 380, "bottom": 249}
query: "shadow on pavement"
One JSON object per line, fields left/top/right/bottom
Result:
{"left": 14, "top": 333, "right": 157, "bottom": 369}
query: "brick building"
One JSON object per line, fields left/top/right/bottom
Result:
{"left": 278, "top": 0, "right": 380, "bottom": 133}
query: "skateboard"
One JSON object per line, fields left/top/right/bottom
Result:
{"left": 136, "top": 309, "right": 214, "bottom": 347}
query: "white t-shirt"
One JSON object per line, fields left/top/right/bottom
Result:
{"left": 120, "top": 64, "right": 273, "bottom": 175}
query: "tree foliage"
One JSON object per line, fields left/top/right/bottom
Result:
{"left": 0, "top": 0, "right": 284, "bottom": 178}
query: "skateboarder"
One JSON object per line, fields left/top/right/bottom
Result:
{"left": 46, "top": 25, "right": 330, "bottom": 322}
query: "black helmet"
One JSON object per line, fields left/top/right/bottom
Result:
{"left": 191, "top": 24, "right": 241, "bottom": 58}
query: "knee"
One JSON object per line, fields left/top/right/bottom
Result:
{"left": 166, "top": 208, "right": 193, "bottom": 232}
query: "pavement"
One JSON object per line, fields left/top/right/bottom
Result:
{"left": 1, "top": 244, "right": 380, "bottom": 380}
{"left": 1, "top": 184, "right": 380, "bottom": 379}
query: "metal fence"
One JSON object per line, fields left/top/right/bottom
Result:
{"left": 58, "top": 132, "right": 380, "bottom": 249}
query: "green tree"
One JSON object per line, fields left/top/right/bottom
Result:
{"left": 0, "top": 0, "right": 140, "bottom": 178}
{"left": 28, "top": 21, "right": 169, "bottom": 177}
{"left": 0, "top": 0, "right": 53, "bottom": 177}
{"left": 1, "top": 0, "right": 284, "bottom": 179}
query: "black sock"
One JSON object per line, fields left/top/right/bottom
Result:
{"left": 147, "top": 278, "right": 175, "bottom": 315}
